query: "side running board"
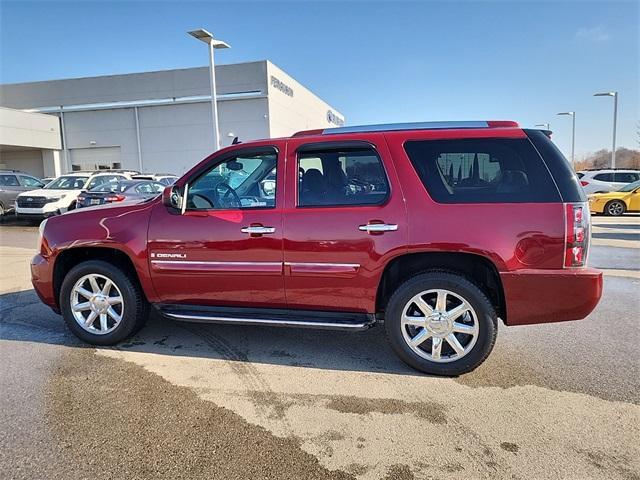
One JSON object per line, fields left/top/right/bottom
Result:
{"left": 155, "top": 304, "right": 376, "bottom": 331}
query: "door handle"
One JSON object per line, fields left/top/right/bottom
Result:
{"left": 358, "top": 223, "right": 398, "bottom": 233}
{"left": 241, "top": 226, "right": 276, "bottom": 235}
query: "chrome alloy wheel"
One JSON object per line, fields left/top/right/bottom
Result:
{"left": 400, "top": 289, "right": 479, "bottom": 363}
{"left": 607, "top": 201, "right": 624, "bottom": 216}
{"left": 70, "top": 273, "right": 124, "bottom": 335}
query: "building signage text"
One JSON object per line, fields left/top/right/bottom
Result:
{"left": 270, "top": 76, "right": 294, "bottom": 97}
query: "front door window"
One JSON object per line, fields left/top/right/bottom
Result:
{"left": 187, "top": 152, "right": 277, "bottom": 210}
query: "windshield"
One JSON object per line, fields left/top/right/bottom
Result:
{"left": 619, "top": 180, "right": 640, "bottom": 192}
{"left": 45, "top": 176, "right": 89, "bottom": 190}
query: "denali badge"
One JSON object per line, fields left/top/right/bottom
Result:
{"left": 150, "top": 252, "right": 187, "bottom": 259}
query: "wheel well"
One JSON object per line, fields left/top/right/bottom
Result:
{"left": 53, "top": 247, "right": 144, "bottom": 306}
{"left": 376, "top": 252, "right": 506, "bottom": 320}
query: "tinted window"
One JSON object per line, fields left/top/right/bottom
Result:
{"left": 576, "top": 172, "right": 584, "bottom": 179}
{"left": 19, "top": 175, "right": 44, "bottom": 188}
{"left": 86, "top": 175, "right": 125, "bottom": 190}
{"left": 525, "top": 129, "right": 585, "bottom": 202}
{"left": 135, "top": 182, "right": 164, "bottom": 194}
{"left": 593, "top": 173, "right": 613, "bottom": 182}
{"left": 404, "top": 138, "right": 560, "bottom": 203}
{"left": 92, "top": 182, "right": 124, "bottom": 192}
{"left": 0, "top": 174, "right": 19, "bottom": 186}
{"left": 187, "top": 151, "right": 278, "bottom": 210}
{"left": 614, "top": 172, "right": 639, "bottom": 183}
{"left": 297, "top": 146, "right": 389, "bottom": 207}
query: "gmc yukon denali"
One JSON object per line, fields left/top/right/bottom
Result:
{"left": 31, "top": 121, "right": 603, "bottom": 375}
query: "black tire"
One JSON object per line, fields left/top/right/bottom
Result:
{"left": 0, "top": 202, "right": 5, "bottom": 216}
{"left": 67, "top": 201, "right": 77, "bottom": 211}
{"left": 385, "top": 271, "right": 498, "bottom": 376}
{"left": 59, "top": 260, "right": 148, "bottom": 345}
{"left": 604, "top": 200, "right": 625, "bottom": 216}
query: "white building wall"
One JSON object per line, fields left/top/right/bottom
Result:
{"left": 266, "top": 62, "right": 344, "bottom": 137}
{"left": 61, "top": 108, "right": 139, "bottom": 171}
{"left": 137, "top": 102, "right": 213, "bottom": 175}
{"left": 0, "top": 61, "right": 343, "bottom": 177}
{"left": 217, "top": 98, "right": 270, "bottom": 147}
{"left": 0, "top": 107, "right": 61, "bottom": 150}
{"left": 0, "top": 62, "right": 268, "bottom": 109}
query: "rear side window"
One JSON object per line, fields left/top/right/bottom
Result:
{"left": 297, "top": 145, "right": 389, "bottom": 207}
{"left": 614, "top": 172, "right": 639, "bottom": 183}
{"left": 19, "top": 175, "right": 44, "bottom": 188}
{"left": 0, "top": 174, "right": 19, "bottom": 186}
{"left": 594, "top": 173, "right": 613, "bottom": 182}
{"left": 576, "top": 172, "right": 585, "bottom": 179}
{"left": 404, "top": 138, "right": 561, "bottom": 203}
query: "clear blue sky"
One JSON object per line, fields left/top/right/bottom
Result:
{"left": 1, "top": 0, "right": 638, "bottom": 159}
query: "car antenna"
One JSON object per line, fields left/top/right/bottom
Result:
{"left": 232, "top": 136, "right": 241, "bottom": 145}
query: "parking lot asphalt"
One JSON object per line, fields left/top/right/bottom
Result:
{"left": 1, "top": 215, "right": 639, "bottom": 480}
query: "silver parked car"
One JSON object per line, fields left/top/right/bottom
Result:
{"left": 0, "top": 170, "right": 45, "bottom": 215}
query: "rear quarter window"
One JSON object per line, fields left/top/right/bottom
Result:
{"left": 614, "top": 172, "right": 639, "bottom": 183}
{"left": 404, "top": 138, "right": 561, "bottom": 203}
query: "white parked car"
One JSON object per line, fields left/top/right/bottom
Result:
{"left": 577, "top": 169, "right": 640, "bottom": 195}
{"left": 15, "top": 171, "right": 138, "bottom": 218}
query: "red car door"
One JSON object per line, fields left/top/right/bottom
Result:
{"left": 282, "top": 133, "right": 408, "bottom": 313}
{"left": 147, "top": 142, "right": 286, "bottom": 308}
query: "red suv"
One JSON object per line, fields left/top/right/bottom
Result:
{"left": 31, "top": 121, "right": 602, "bottom": 375}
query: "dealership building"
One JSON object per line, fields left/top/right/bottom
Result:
{"left": 0, "top": 60, "right": 344, "bottom": 177}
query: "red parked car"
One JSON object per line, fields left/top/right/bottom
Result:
{"left": 31, "top": 121, "right": 602, "bottom": 375}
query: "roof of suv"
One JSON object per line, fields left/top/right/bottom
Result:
{"left": 292, "top": 120, "right": 520, "bottom": 137}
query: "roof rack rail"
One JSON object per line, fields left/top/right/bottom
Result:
{"left": 293, "top": 120, "right": 518, "bottom": 137}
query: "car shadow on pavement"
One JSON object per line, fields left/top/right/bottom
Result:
{"left": 0, "top": 289, "right": 423, "bottom": 377}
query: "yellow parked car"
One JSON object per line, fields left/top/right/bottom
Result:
{"left": 588, "top": 180, "right": 640, "bottom": 216}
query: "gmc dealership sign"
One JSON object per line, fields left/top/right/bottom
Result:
{"left": 326, "top": 110, "right": 344, "bottom": 126}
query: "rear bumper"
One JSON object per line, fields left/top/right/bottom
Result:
{"left": 501, "top": 267, "right": 602, "bottom": 326}
{"left": 31, "top": 253, "right": 59, "bottom": 313}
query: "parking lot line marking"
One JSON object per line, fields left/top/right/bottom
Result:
{"left": 599, "top": 268, "right": 640, "bottom": 279}
{"left": 591, "top": 238, "right": 640, "bottom": 249}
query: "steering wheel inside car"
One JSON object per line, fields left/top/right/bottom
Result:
{"left": 213, "top": 182, "right": 242, "bottom": 209}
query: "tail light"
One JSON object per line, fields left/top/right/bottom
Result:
{"left": 564, "top": 202, "right": 590, "bottom": 268}
{"left": 580, "top": 181, "right": 589, "bottom": 187}
{"left": 105, "top": 194, "right": 126, "bottom": 202}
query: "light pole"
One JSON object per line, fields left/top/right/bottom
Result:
{"left": 535, "top": 123, "right": 550, "bottom": 130}
{"left": 594, "top": 91, "right": 618, "bottom": 168}
{"left": 556, "top": 112, "right": 575, "bottom": 166}
{"left": 188, "top": 28, "right": 230, "bottom": 151}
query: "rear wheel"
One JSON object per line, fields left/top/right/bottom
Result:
{"left": 385, "top": 271, "right": 497, "bottom": 376}
{"left": 604, "top": 200, "right": 625, "bottom": 216}
{"left": 60, "top": 260, "right": 147, "bottom": 345}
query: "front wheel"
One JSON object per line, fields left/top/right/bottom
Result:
{"left": 385, "top": 271, "right": 498, "bottom": 376}
{"left": 604, "top": 200, "right": 625, "bottom": 216}
{"left": 60, "top": 260, "right": 147, "bottom": 345}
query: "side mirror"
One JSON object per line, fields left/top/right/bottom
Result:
{"left": 163, "top": 185, "right": 186, "bottom": 212}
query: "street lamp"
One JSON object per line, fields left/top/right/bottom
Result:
{"left": 535, "top": 123, "right": 550, "bottom": 130}
{"left": 556, "top": 112, "right": 576, "bottom": 166}
{"left": 594, "top": 91, "right": 618, "bottom": 168}
{"left": 188, "top": 28, "right": 230, "bottom": 151}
